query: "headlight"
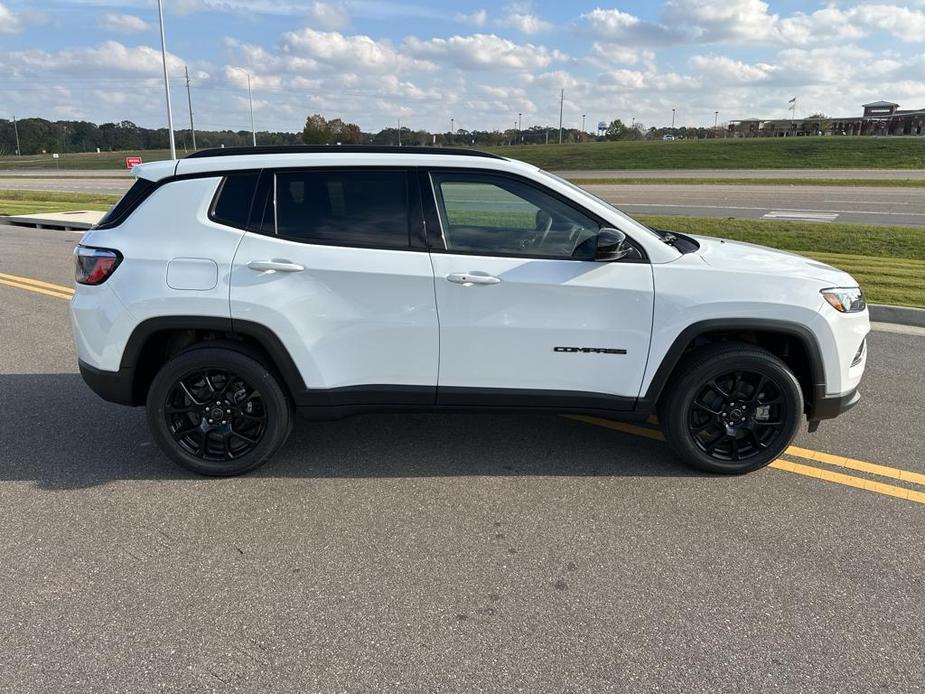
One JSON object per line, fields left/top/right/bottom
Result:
{"left": 821, "top": 286, "right": 866, "bottom": 313}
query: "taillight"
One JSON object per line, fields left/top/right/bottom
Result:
{"left": 75, "top": 245, "right": 122, "bottom": 285}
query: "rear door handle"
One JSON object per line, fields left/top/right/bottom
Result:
{"left": 446, "top": 272, "right": 501, "bottom": 286}
{"left": 247, "top": 259, "right": 305, "bottom": 273}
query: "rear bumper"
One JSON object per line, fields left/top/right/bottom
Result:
{"left": 78, "top": 359, "right": 137, "bottom": 406}
{"left": 809, "top": 386, "right": 860, "bottom": 422}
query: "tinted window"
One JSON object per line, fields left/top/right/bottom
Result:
{"left": 211, "top": 172, "right": 259, "bottom": 229}
{"left": 431, "top": 172, "right": 600, "bottom": 259}
{"left": 274, "top": 170, "right": 410, "bottom": 248}
{"left": 96, "top": 177, "right": 156, "bottom": 229}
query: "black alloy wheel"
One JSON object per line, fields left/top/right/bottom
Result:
{"left": 165, "top": 369, "right": 267, "bottom": 462}
{"left": 146, "top": 347, "right": 292, "bottom": 476}
{"left": 687, "top": 370, "right": 786, "bottom": 462}
{"left": 659, "top": 344, "right": 804, "bottom": 474}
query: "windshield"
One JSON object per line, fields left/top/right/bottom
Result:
{"left": 537, "top": 169, "right": 665, "bottom": 243}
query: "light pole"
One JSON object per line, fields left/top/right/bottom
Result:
{"left": 12, "top": 114, "right": 20, "bottom": 156}
{"left": 450, "top": 117, "right": 454, "bottom": 144}
{"left": 558, "top": 88, "right": 564, "bottom": 144}
{"left": 671, "top": 108, "right": 676, "bottom": 130}
{"left": 246, "top": 73, "right": 256, "bottom": 146}
{"left": 156, "top": 0, "right": 177, "bottom": 159}
{"left": 581, "top": 113, "right": 586, "bottom": 137}
{"left": 185, "top": 66, "right": 196, "bottom": 150}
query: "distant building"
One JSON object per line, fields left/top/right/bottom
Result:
{"left": 728, "top": 101, "right": 925, "bottom": 137}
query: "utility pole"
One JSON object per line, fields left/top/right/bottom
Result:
{"left": 397, "top": 118, "right": 401, "bottom": 146}
{"left": 558, "top": 89, "right": 564, "bottom": 144}
{"left": 12, "top": 115, "right": 20, "bottom": 156}
{"left": 246, "top": 73, "right": 256, "bottom": 146}
{"left": 156, "top": 0, "right": 177, "bottom": 160}
{"left": 185, "top": 66, "right": 196, "bottom": 151}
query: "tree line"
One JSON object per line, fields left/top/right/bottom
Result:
{"left": 0, "top": 114, "right": 733, "bottom": 156}
{"left": 0, "top": 118, "right": 302, "bottom": 156}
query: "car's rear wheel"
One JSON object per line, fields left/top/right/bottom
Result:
{"left": 146, "top": 347, "right": 292, "bottom": 476}
{"left": 659, "top": 344, "right": 803, "bottom": 474}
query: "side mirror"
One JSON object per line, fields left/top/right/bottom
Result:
{"left": 594, "top": 227, "right": 632, "bottom": 262}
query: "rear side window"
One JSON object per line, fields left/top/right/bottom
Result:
{"left": 210, "top": 172, "right": 259, "bottom": 229}
{"left": 273, "top": 169, "right": 410, "bottom": 249}
{"left": 95, "top": 177, "right": 157, "bottom": 229}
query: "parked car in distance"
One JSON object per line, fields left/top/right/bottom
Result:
{"left": 71, "top": 145, "right": 868, "bottom": 476}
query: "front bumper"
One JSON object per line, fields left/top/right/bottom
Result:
{"left": 78, "top": 359, "right": 137, "bottom": 406}
{"left": 809, "top": 385, "right": 860, "bottom": 422}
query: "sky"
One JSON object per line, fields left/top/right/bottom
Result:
{"left": 2, "top": 0, "right": 925, "bottom": 134}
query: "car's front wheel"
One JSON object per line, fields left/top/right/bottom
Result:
{"left": 146, "top": 347, "right": 292, "bottom": 476}
{"left": 659, "top": 344, "right": 804, "bottom": 474}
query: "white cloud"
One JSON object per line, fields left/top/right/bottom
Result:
{"left": 504, "top": 11, "right": 552, "bottom": 34}
{"left": 688, "top": 54, "right": 777, "bottom": 82}
{"left": 589, "top": 43, "right": 656, "bottom": 68}
{"left": 308, "top": 1, "right": 349, "bottom": 30}
{"left": 99, "top": 13, "right": 151, "bottom": 34}
{"left": 455, "top": 9, "right": 488, "bottom": 26}
{"left": 281, "top": 28, "right": 435, "bottom": 73}
{"left": 403, "top": 33, "right": 564, "bottom": 71}
{"left": 0, "top": 1, "right": 23, "bottom": 33}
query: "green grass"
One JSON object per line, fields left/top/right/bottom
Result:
{"left": 5, "top": 137, "right": 925, "bottom": 171}
{"left": 0, "top": 149, "right": 174, "bottom": 170}
{"left": 637, "top": 215, "right": 925, "bottom": 307}
{"left": 0, "top": 189, "right": 118, "bottom": 216}
{"left": 485, "top": 137, "right": 925, "bottom": 170}
{"left": 570, "top": 177, "right": 925, "bottom": 187}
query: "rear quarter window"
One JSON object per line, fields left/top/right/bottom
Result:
{"left": 210, "top": 172, "right": 260, "bottom": 230}
{"left": 95, "top": 178, "right": 157, "bottom": 229}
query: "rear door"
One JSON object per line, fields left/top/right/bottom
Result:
{"left": 229, "top": 167, "right": 438, "bottom": 406}
{"left": 425, "top": 169, "right": 654, "bottom": 409}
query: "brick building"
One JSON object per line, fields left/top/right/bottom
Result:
{"left": 728, "top": 101, "right": 925, "bottom": 137}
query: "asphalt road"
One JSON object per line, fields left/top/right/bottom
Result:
{"left": 1, "top": 222, "right": 924, "bottom": 693}
{"left": 5, "top": 169, "right": 925, "bottom": 226}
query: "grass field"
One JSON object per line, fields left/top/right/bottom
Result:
{"left": 570, "top": 177, "right": 925, "bottom": 187}
{"left": 1, "top": 189, "right": 921, "bottom": 306}
{"left": 4, "top": 137, "right": 925, "bottom": 171}
{"left": 488, "top": 137, "right": 925, "bottom": 170}
{"left": 0, "top": 190, "right": 119, "bottom": 216}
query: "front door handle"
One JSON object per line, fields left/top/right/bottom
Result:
{"left": 446, "top": 272, "right": 501, "bottom": 286}
{"left": 247, "top": 259, "right": 305, "bottom": 273}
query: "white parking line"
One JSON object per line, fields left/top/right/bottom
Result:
{"left": 762, "top": 211, "right": 839, "bottom": 222}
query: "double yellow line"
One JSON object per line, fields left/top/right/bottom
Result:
{"left": 0, "top": 271, "right": 74, "bottom": 301}
{"left": 2, "top": 269, "right": 922, "bottom": 505}
{"left": 569, "top": 416, "right": 925, "bottom": 505}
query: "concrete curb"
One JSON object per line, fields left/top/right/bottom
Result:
{"left": 869, "top": 303, "right": 925, "bottom": 328}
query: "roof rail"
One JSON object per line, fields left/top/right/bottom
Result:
{"left": 185, "top": 144, "right": 503, "bottom": 160}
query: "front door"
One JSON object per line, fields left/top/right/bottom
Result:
{"left": 426, "top": 170, "right": 654, "bottom": 410}
{"left": 230, "top": 168, "right": 438, "bottom": 406}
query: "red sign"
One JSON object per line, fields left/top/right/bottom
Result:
{"left": 125, "top": 156, "right": 143, "bottom": 169}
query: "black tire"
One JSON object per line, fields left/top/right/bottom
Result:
{"left": 658, "top": 344, "right": 803, "bottom": 474}
{"left": 146, "top": 347, "right": 292, "bottom": 476}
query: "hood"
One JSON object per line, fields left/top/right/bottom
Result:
{"left": 692, "top": 235, "right": 857, "bottom": 286}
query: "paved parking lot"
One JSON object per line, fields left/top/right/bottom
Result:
{"left": 1, "top": 222, "right": 923, "bottom": 692}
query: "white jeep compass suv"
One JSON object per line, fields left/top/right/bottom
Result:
{"left": 70, "top": 146, "right": 869, "bottom": 476}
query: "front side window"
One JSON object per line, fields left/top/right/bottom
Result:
{"left": 431, "top": 172, "right": 600, "bottom": 259}
{"left": 273, "top": 169, "right": 410, "bottom": 249}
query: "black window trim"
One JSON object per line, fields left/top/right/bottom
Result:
{"left": 246, "top": 166, "right": 424, "bottom": 252}
{"left": 422, "top": 167, "right": 649, "bottom": 264}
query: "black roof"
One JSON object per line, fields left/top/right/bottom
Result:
{"left": 185, "top": 145, "right": 503, "bottom": 160}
